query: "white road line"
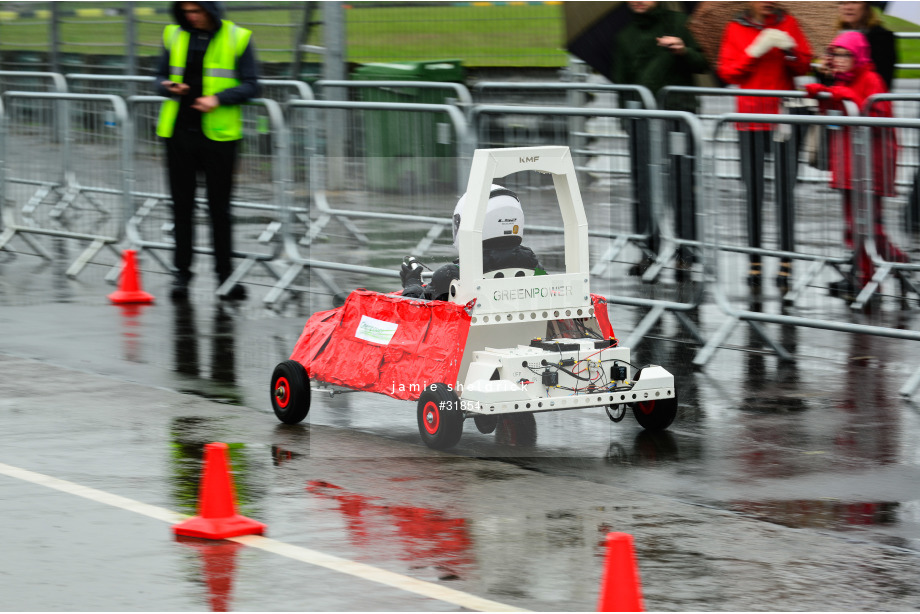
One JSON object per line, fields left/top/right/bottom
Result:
{"left": 231, "top": 535, "right": 528, "bottom": 612}
{"left": 0, "top": 461, "right": 527, "bottom": 612}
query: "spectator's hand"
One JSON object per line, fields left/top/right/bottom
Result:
{"left": 162, "top": 80, "right": 189, "bottom": 96}
{"left": 745, "top": 28, "right": 795, "bottom": 58}
{"left": 191, "top": 95, "right": 219, "bottom": 113}
{"left": 815, "top": 55, "right": 832, "bottom": 77}
{"left": 770, "top": 29, "right": 796, "bottom": 51}
{"left": 804, "top": 83, "right": 828, "bottom": 98}
{"left": 657, "top": 36, "right": 686, "bottom": 55}
{"left": 827, "top": 86, "right": 852, "bottom": 102}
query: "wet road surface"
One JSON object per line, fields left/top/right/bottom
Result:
{"left": 2, "top": 246, "right": 920, "bottom": 610}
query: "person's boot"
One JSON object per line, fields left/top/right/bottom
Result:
{"left": 171, "top": 271, "right": 192, "bottom": 301}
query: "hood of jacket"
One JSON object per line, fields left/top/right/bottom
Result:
{"left": 830, "top": 30, "right": 872, "bottom": 82}
{"left": 173, "top": 1, "right": 224, "bottom": 31}
{"left": 734, "top": 7, "right": 787, "bottom": 30}
{"left": 631, "top": 3, "right": 665, "bottom": 29}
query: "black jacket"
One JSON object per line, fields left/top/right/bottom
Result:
{"left": 403, "top": 245, "right": 542, "bottom": 301}
{"left": 154, "top": 1, "right": 261, "bottom": 134}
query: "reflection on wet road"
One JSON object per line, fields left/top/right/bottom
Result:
{"left": 1, "top": 249, "right": 920, "bottom": 609}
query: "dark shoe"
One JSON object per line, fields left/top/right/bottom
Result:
{"left": 170, "top": 275, "right": 191, "bottom": 301}
{"left": 829, "top": 278, "right": 857, "bottom": 302}
{"left": 628, "top": 257, "right": 654, "bottom": 277}
{"left": 220, "top": 283, "right": 248, "bottom": 301}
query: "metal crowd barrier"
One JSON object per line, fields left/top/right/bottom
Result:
{"left": 472, "top": 82, "right": 657, "bottom": 192}
{"left": 857, "top": 93, "right": 920, "bottom": 307}
{"left": 470, "top": 104, "right": 707, "bottom": 350}
{"left": 123, "top": 95, "right": 288, "bottom": 297}
{"left": 700, "top": 112, "right": 920, "bottom": 398}
{"left": 0, "top": 91, "right": 130, "bottom": 277}
{"left": 64, "top": 74, "right": 315, "bottom": 106}
{"left": 0, "top": 70, "right": 67, "bottom": 94}
{"left": 660, "top": 87, "right": 859, "bottom": 185}
{"left": 261, "top": 98, "right": 470, "bottom": 306}
{"left": 316, "top": 79, "right": 472, "bottom": 107}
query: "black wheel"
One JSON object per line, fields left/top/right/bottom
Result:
{"left": 605, "top": 404, "right": 627, "bottom": 422}
{"left": 632, "top": 397, "right": 677, "bottom": 431}
{"left": 630, "top": 367, "right": 677, "bottom": 431}
{"left": 271, "top": 360, "right": 311, "bottom": 425}
{"left": 473, "top": 414, "right": 498, "bottom": 434}
{"left": 495, "top": 412, "right": 537, "bottom": 447}
{"left": 417, "top": 383, "right": 464, "bottom": 450}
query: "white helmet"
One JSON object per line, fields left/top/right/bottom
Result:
{"left": 452, "top": 184, "right": 524, "bottom": 249}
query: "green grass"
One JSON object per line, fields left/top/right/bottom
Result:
{"left": 0, "top": 3, "right": 568, "bottom": 68}
{"left": 885, "top": 15, "right": 920, "bottom": 78}
{"left": 3, "top": 4, "right": 916, "bottom": 73}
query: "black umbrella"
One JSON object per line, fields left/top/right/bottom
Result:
{"left": 563, "top": 1, "right": 698, "bottom": 80}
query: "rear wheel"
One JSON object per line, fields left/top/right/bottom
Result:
{"left": 271, "top": 360, "right": 311, "bottom": 424}
{"left": 417, "top": 383, "right": 464, "bottom": 450}
{"left": 630, "top": 367, "right": 677, "bottom": 431}
{"left": 474, "top": 415, "right": 498, "bottom": 434}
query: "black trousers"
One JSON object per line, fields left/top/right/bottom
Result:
{"left": 667, "top": 120, "right": 697, "bottom": 265}
{"left": 738, "top": 129, "right": 797, "bottom": 264}
{"left": 627, "top": 118, "right": 658, "bottom": 256}
{"left": 165, "top": 130, "right": 239, "bottom": 282}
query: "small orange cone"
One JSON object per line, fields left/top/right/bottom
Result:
{"left": 173, "top": 442, "right": 266, "bottom": 540}
{"left": 597, "top": 532, "right": 644, "bottom": 612}
{"left": 108, "top": 249, "right": 154, "bottom": 304}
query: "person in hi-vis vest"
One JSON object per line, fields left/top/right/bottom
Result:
{"left": 155, "top": 1, "right": 260, "bottom": 301}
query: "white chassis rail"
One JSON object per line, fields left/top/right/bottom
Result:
{"left": 449, "top": 146, "right": 675, "bottom": 416}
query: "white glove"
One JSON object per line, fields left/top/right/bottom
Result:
{"left": 769, "top": 29, "right": 796, "bottom": 51}
{"left": 745, "top": 28, "right": 796, "bottom": 58}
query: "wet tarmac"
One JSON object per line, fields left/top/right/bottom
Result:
{"left": 2, "top": 240, "right": 920, "bottom": 611}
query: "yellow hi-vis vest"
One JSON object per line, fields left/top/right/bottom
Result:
{"left": 156, "top": 20, "right": 251, "bottom": 141}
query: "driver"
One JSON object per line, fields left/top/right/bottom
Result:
{"left": 401, "top": 185, "right": 542, "bottom": 301}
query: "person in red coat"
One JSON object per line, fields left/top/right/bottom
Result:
{"left": 805, "top": 30, "right": 908, "bottom": 300}
{"left": 717, "top": 2, "right": 813, "bottom": 292}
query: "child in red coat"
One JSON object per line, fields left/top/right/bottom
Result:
{"left": 805, "top": 30, "right": 907, "bottom": 300}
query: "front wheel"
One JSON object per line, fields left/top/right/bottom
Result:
{"left": 417, "top": 383, "right": 464, "bottom": 450}
{"left": 631, "top": 397, "right": 677, "bottom": 431}
{"left": 630, "top": 367, "right": 677, "bottom": 431}
{"left": 271, "top": 360, "right": 311, "bottom": 424}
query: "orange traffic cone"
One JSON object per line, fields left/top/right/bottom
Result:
{"left": 173, "top": 442, "right": 266, "bottom": 540}
{"left": 597, "top": 532, "right": 644, "bottom": 612}
{"left": 108, "top": 249, "right": 154, "bottom": 304}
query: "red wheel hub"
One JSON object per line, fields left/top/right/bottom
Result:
{"left": 423, "top": 401, "right": 440, "bottom": 435}
{"left": 636, "top": 400, "right": 655, "bottom": 415}
{"left": 275, "top": 377, "right": 290, "bottom": 408}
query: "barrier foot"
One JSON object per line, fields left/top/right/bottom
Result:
{"left": 263, "top": 262, "right": 304, "bottom": 306}
{"left": 591, "top": 235, "right": 630, "bottom": 277}
{"left": 66, "top": 238, "right": 108, "bottom": 279}
{"left": 692, "top": 314, "right": 739, "bottom": 367}
{"left": 623, "top": 305, "right": 666, "bottom": 350}
{"left": 749, "top": 320, "right": 793, "bottom": 362}
{"left": 899, "top": 363, "right": 920, "bottom": 399}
